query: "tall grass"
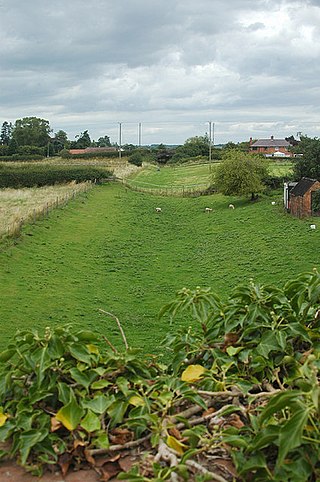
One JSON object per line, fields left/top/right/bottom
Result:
{"left": 0, "top": 182, "right": 93, "bottom": 239}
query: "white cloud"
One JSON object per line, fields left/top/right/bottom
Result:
{"left": 1, "top": 0, "right": 320, "bottom": 143}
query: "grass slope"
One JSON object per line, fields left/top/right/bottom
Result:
{"left": 0, "top": 182, "right": 319, "bottom": 354}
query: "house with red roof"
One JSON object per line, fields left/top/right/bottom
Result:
{"left": 250, "top": 136, "right": 293, "bottom": 157}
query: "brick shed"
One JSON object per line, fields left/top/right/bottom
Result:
{"left": 289, "top": 177, "right": 320, "bottom": 218}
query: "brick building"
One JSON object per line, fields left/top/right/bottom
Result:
{"left": 250, "top": 136, "right": 293, "bottom": 157}
{"left": 288, "top": 178, "right": 320, "bottom": 218}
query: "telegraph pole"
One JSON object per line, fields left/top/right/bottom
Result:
{"left": 138, "top": 122, "right": 142, "bottom": 147}
{"left": 118, "top": 122, "right": 122, "bottom": 159}
{"left": 208, "top": 121, "right": 212, "bottom": 163}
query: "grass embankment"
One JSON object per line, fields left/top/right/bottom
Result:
{"left": 127, "top": 160, "right": 293, "bottom": 193}
{"left": 0, "top": 181, "right": 319, "bottom": 355}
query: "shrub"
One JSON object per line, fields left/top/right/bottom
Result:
{"left": 1, "top": 271, "right": 320, "bottom": 480}
{"left": 128, "top": 151, "right": 143, "bottom": 166}
{"left": 0, "top": 165, "right": 112, "bottom": 188}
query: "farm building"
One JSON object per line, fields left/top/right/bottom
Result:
{"left": 286, "top": 177, "right": 320, "bottom": 218}
{"left": 250, "top": 136, "right": 293, "bottom": 157}
{"left": 69, "top": 147, "right": 117, "bottom": 155}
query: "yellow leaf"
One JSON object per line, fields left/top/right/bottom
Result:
{"left": 181, "top": 364, "right": 205, "bottom": 383}
{"left": 86, "top": 344, "right": 99, "bottom": 355}
{"left": 129, "top": 395, "right": 144, "bottom": 407}
{"left": 0, "top": 413, "right": 8, "bottom": 427}
{"left": 167, "top": 435, "right": 187, "bottom": 455}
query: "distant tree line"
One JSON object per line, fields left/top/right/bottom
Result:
{"left": 0, "top": 117, "right": 115, "bottom": 160}
{"left": 2, "top": 117, "right": 319, "bottom": 184}
{"left": 0, "top": 117, "right": 252, "bottom": 163}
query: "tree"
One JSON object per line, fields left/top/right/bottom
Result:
{"left": 171, "top": 135, "right": 209, "bottom": 162}
{"left": 0, "top": 121, "right": 13, "bottom": 145}
{"left": 12, "top": 117, "right": 51, "bottom": 147}
{"left": 71, "top": 130, "right": 91, "bottom": 149}
{"left": 292, "top": 135, "right": 320, "bottom": 179}
{"left": 96, "top": 135, "right": 111, "bottom": 147}
{"left": 213, "top": 150, "right": 268, "bottom": 200}
{"left": 53, "top": 130, "right": 69, "bottom": 154}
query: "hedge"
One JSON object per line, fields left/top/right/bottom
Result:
{"left": 0, "top": 165, "right": 113, "bottom": 188}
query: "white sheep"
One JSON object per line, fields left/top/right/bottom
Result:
{"left": 310, "top": 224, "right": 316, "bottom": 229}
{"left": 155, "top": 207, "right": 162, "bottom": 213}
{"left": 228, "top": 204, "right": 235, "bottom": 209}
{"left": 205, "top": 207, "right": 213, "bottom": 213}
{"left": 271, "top": 201, "right": 276, "bottom": 205}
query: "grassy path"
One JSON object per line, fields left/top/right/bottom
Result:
{"left": 1, "top": 182, "right": 320, "bottom": 353}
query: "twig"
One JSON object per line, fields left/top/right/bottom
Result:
{"left": 184, "top": 404, "right": 242, "bottom": 428}
{"left": 198, "top": 389, "right": 242, "bottom": 398}
{"left": 248, "top": 389, "right": 283, "bottom": 400}
{"left": 102, "top": 335, "right": 118, "bottom": 353}
{"left": 88, "top": 433, "right": 151, "bottom": 456}
{"left": 171, "top": 398, "right": 215, "bottom": 423}
{"left": 99, "top": 309, "right": 129, "bottom": 350}
{"left": 186, "top": 460, "right": 229, "bottom": 482}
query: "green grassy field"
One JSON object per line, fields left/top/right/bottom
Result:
{"left": 127, "top": 161, "right": 293, "bottom": 192}
{"left": 0, "top": 181, "right": 319, "bottom": 355}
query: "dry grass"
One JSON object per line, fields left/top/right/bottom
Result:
{"left": 0, "top": 182, "right": 92, "bottom": 239}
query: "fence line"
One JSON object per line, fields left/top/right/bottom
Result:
{"left": 2, "top": 182, "right": 93, "bottom": 241}
{"left": 121, "top": 179, "right": 212, "bottom": 197}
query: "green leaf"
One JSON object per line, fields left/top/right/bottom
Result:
{"left": 239, "top": 452, "right": 268, "bottom": 475}
{"left": 226, "top": 346, "right": 244, "bottom": 356}
{"left": 259, "top": 390, "right": 303, "bottom": 426}
{"left": 255, "top": 331, "right": 280, "bottom": 358}
{"left": 0, "top": 349, "right": 15, "bottom": 362}
{"left": 250, "top": 425, "right": 280, "bottom": 451}
{"left": 80, "top": 410, "right": 101, "bottom": 432}
{"left": 69, "top": 368, "right": 97, "bottom": 390}
{"left": 18, "top": 429, "right": 48, "bottom": 465}
{"left": 68, "top": 343, "right": 92, "bottom": 364}
{"left": 58, "top": 382, "right": 74, "bottom": 405}
{"left": 107, "top": 400, "right": 129, "bottom": 426}
{"left": 116, "top": 376, "right": 131, "bottom": 396}
{"left": 47, "top": 335, "right": 65, "bottom": 359}
{"left": 222, "top": 434, "right": 249, "bottom": 448}
{"left": 82, "top": 395, "right": 114, "bottom": 414}
{"left": 56, "top": 397, "right": 84, "bottom": 431}
{"left": 94, "top": 431, "right": 110, "bottom": 449}
{"left": 277, "top": 408, "right": 309, "bottom": 466}
{"left": 91, "top": 380, "right": 112, "bottom": 390}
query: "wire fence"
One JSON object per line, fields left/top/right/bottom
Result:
{"left": 1, "top": 182, "right": 94, "bottom": 241}
{"left": 121, "top": 179, "right": 212, "bottom": 197}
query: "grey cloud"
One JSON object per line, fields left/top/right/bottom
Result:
{"left": 1, "top": 0, "right": 320, "bottom": 143}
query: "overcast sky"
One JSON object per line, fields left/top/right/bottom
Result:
{"left": 1, "top": 0, "right": 320, "bottom": 145}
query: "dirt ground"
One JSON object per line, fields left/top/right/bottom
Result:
{"left": 0, "top": 462, "right": 102, "bottom": 481}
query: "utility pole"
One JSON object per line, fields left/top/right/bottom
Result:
{"left": 118, "top": 122, "right": 122, "bottom": 159}
{"left": 208, "top": 121, "right": 212, "bottom": 163}
{"left": 138, "top": 122, "right": 142, "bottom": 147}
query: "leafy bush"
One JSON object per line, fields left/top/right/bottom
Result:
{"left": 1, "top": 271, "right": 320, "bottom": 480}
{"left": 263, "top": 174, "right": 294, "bottom": 190}
{"left": 0, "top": 154, "right": 44, "bottom": 162}
{"left": 0, "top": 165, "right": 112, "bottom": 187}
{"left": 128, "top": 151, "right": 143, "bottom": 167}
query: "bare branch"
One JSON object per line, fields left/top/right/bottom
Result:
{"left": 186, "top": 460, "right": 229, "bottom": 482}
{"left": 99, "top": 309, "right": 129, "bottom": 350}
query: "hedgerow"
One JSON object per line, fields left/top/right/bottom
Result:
{"left": 0, "top": 165, "right": 113, "bottom": 188}
{"left": 1, "top": 271, "right": 320, "bottom": 480}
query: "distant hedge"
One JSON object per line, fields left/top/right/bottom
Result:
{"left": 0, "top": 154, "right": 44, "bottom": 162}
{"left": 0, "top": 165, "right": 113, "bottom": 188}
{"left": 61, "top": 150, "right": 122, "bottom": 159}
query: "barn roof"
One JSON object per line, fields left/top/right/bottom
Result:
{"left": 290, "top": 177, "right": 318, "bottom": 197}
